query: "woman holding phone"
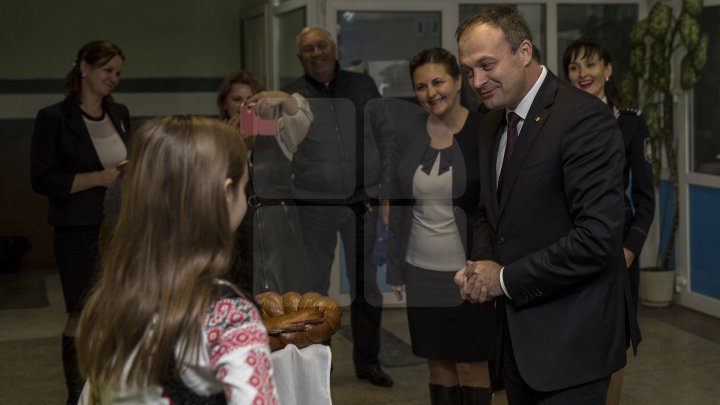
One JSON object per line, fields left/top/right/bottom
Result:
{"left": 216, "top": 70, "right": 314, "bottom": 295}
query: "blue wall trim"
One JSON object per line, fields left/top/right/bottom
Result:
{"left": 657, "top": 179, "right": 677, "bottom": 268}
{"left": 689, "top": 185, "right": 720, "bottom": 300}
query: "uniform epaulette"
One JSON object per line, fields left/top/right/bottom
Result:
{"left": 620, "top": 107, "right": 642, "bottom": 116}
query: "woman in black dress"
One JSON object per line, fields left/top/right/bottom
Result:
{"left": 387, "top": 48, "right": 497, "bottom": 405}
{"left": 30, "top": 40, "right": 131, "bottom": 404}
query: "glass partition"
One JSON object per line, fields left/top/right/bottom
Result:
{"left": 277, "top": 7, "right": 307, "bottom": 88}
{"left": 336, "top": 10, "right": 442, "bottom": 98}
{"left": 243, "top": 13, "right": 267, "bottom": 84}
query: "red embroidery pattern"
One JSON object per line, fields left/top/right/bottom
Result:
{"left": 204, "top": 297, "right": 276, "bottom": 404}
{"left": 246, "top": 349, "right": 277, "bottom": 405}
{"left": 204, "top": 298, "right": 268, "bottom": 368}
{"left": 210, "top": 327, "right": 268, "bottom": 369}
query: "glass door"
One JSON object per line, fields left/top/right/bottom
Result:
{"left": 273, "top": 0, "right": 318, "bottom": 88}
{"left": 242, "top": 3, "right": 268, "bottom": 84}
{"left": 324, "top": 0, "right": 452, "bottom": 306}
{"left": 679, "top": 0, "right": 720, "bottom": 318}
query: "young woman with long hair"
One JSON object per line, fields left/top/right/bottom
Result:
{"left": 76, "top": 115, "right": 278, "bottom": 404}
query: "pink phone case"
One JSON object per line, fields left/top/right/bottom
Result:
{"left": 240, "top": 104, "right": 278, "bottom": 136}
{"left": 240, "top": 105, "right": 256, "bottom": 137}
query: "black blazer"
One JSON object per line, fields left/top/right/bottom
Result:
{"left": 386, "top": 110, "right": 482, "bottom": 285}
{"left": 472, "top": 71, "right": 635, "bottom": 391}
{"left": 613, "top": 105, "right": 655, "bottom": 255}
{"left": 31, "top": 97, "right": 131, "bottom": 226}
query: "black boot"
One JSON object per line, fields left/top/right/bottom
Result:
{"left": 460, "top": 386, "right": 493, "bottom": 405}
{"left": 62, "top": 335, "right": 85, "bottom": 405}
{"left": 429, "top": 384, "right": 460, "bottom": 405}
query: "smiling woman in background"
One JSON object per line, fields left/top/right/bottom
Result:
{"left": 564, "top": 38, "right": 655, "bottom": 405}
{"left": 30, "top": 40, "right": 131, "bottom": 405}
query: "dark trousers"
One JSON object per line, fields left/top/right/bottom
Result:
{"left": 502, "top": 320, "right": 610, "bottom": 405}
{"left": 628, "top": 257, "right": 639, "bottom": 310}
{"left": 298, "top": 202, "right": 383, "bottom": 373}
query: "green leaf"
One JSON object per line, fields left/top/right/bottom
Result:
{"left": 680, "top": 54, "right": 699, "bottom": 89}
{"left": 650, "top": 39, "right": 666, "bottom": 70}
{"left": 692, "top": 34, "right": 708, "bottom": 70}
{"left": 644, "top": 105, "right": 661, "bottom": 140}
{"left": 658, "top": 62, "right": 671, "bottom": 92}
{"left": 630, "top": 18, "right": 649, "bottom": 45}
{"left": 648, "top": 59, "right": 671, "bottom": 92}
{"left": 630, "top": 46, "right": 647, "bottom": 77}
{"left": 648, "top": 3, "right": 672, "bottom": 40}
{"left": 682, "top": 0, "right": 703, "bottom": 19}
{"left": 678, "top": 12, "right": 700, "bottom": 49}
{"left": 621, "top": 74, "right": 639, "bottom": 104}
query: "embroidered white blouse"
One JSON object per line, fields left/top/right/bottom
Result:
{"left": 79, "top": 295, "right": 278, "bottom": 404}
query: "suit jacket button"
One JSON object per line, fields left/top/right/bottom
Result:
{"left": 497, "top": 236, "right": 505, "bottom": 245}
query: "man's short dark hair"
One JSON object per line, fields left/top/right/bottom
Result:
{"left": 455, "top": 6, "right": 533, "bottom": 54}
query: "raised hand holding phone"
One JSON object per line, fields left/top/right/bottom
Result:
{"left": 239, "top": 103, "right": 278, "bottom": 136}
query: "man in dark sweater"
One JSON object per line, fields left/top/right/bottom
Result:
{"left": 283, "top": 26, "right": 395, "bottom": 387}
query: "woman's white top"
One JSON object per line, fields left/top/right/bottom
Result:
{"left": 406, "top": 149, "right": 466, "bottom": 271}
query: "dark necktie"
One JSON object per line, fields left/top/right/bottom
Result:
{"left": 497, "top": 112, "right": 521, "bottom": 200}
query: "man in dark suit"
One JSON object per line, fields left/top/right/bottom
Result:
{"left": 453, "top": 6, "right": 637, "bottom": 404}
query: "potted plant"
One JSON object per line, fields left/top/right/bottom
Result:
{"left": 623, "top": 0, "right": 707, "bottom": 306}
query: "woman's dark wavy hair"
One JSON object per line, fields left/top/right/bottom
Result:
{"left": 64, "top": 40, "right": 124, "bottom": 107}
{"left": 409, "top": 47, "right": 462, "bottom": 81}
{"left": 562, "top": 38, "right": 623, "bottom": 107}
{"left": 216, "top": 70, "right": 266, "bottom": 120}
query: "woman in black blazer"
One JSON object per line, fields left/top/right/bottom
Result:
{"left": 563, "top": 38, "right": 655, "bottom": 405}
{"left": 30, "top": 40, "right": 130, "bottom": 405}
{"left": 386, "top": 48, "right": 497, "bottom": 405}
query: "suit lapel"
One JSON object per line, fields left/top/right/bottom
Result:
{"left": 106, "top": 104, "right": 130, "bottom": 143}
{"left": 62, "top": 99, "right": 103, "bottom": 167}
{"left": 497, "top": 74, "right": 557, "bottom": 214}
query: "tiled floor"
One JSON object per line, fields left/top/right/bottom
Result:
{"left": 2, "top": 269, "right": 720, "bottom": 404}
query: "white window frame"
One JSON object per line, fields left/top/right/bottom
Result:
{"left": 677, "top": 0, "right": 720, "bottom": 318}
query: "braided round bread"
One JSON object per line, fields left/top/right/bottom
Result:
{"left": 256, "top": 291, "right": 342, "bottom": 351}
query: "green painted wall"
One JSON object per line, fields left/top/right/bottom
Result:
{"left": 0, "top": 0, "right": 244, "bottom": 79}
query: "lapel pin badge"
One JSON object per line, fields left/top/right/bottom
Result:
{"left": 534, "top": 116, "right": 541, "bottom": 123}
